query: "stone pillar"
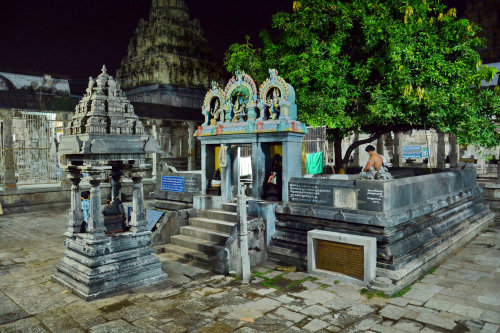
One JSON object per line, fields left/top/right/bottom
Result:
{"left": 3, "top": 115, "right": 16, "bottom": 190}
{"left": 282, "top": 137, "right": 303, "bottom": 202}
{"left": 201, "top": 143, "right": 215, "bottom": 194}
{"left": 498, "top": 146, "right": 500, "bottom": 184}
{"left": 187, "top": 122, "right": 196, "bottom": 171}
{"left": 393, "top": 132, "right": 403, "bottom": 167}
{"left": 152, "top": 122, "right": 158, "bottom": 177}
{"left": 130, "top": 174, "right": 147, "bottom": 233}
{"left": 237, "top": 196, "right": 250, "bottom": 283}
{"left": 437, "top": 132, "right": 445, "bottom": 168}
{"left": 429, "top": 131, "right": 438, "bottom": 167}
{"left": 449, "top": 134, "right": 458, "bottom": 168}
{"left": 221, "top": 144, "right": 232, "bottom": 202}
{"left": 167, "top": 127, "right": 173, "bottom": 157}
{"left": 252, "top": 142, "right": 266, "bottom": 199}
{"left": 87, "top": 174, "right": 106, "bottom": 239}
{"left": 231, "top": 147, "right": 240, "bottom": 199}
{"left": 65, "top": 168, "right": 83, "bottom": 236}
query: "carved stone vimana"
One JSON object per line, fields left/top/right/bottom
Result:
{"left": 116, "top": 0, "right": 221, "bottom": 90}
{"left": 53, "top": 66, "right": 167, "bottom": 301}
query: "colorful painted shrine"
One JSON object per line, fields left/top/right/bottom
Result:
{"left": 195, "top": 69, "right": 306, "bottom": 137}
{"left": 195, "top": 70, "right": 306, "bottom": 202}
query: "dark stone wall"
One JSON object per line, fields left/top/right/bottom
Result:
{"left": 464, "top": 0, "right": 500, "bottom": 63}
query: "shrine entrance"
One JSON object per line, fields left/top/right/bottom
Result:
{"left": 195, "top": 69, "right": 307, "bottom": 203}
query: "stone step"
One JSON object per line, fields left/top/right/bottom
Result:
{"left": 152, "top": 200, "right": 191, "bottom": 211}
{"left": 201, "top": 209, "right": 238, "bottom": 222}
{"left": 221, "top": 202, "right": 237, "bottom": 212}
{"left": 268, "top": 245, "right": 307, "bottom": 260}
{"left": 156, "top": 243, "right": 217, "bottom": 265}
{"left": 170, "top": 234, "right": 223, "bottom": 256}
{"left": 180, "top": 226, "right": 230, "bottom": 245}
{"left": 189, "top": 217, "right": 236, "bottom": 234}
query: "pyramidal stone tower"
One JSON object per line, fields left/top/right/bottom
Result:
{"left": 116, "top": 0, "right": 221, "bottom": 92}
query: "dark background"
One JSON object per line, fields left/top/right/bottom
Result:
{"left": 0, "top": 0, "right": 467, "bottom": 94}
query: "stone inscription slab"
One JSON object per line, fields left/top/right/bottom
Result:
{"left": 366, "top": 189, "right": 383, "bottom": 204}
{"left": 160, "top": 174, "right": 201, "bottom": 193}
{"left": 316, "top": 239, "right": 364, "bottom": 281}
{"left": 289, "top": 182, "right": 333, "bottom": 206}
{"left": 161, "top": 176, "right": 185, "bottom": 192}
{"left": 357, "top": 183, "right": 384, "bottom": 211}
{"left": 146, "top": 209, "right": 164, "bottom": 231}
{"left": 183, "top": 176, "right": 201, "bottom": 193}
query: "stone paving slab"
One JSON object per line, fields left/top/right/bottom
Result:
{"left": 0, "top": 209, "right": 499, "bottom": 332}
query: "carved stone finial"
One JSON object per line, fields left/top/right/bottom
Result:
{"left": 86, "top": 77, "right": 95, "bottom": 96}
{"left": 269, "top": 68, "right": 279, "bottom": 80}
{"left": 235, "top": 69, "right": 244, "bottom": 82}
{"left": 211, "top": 80, "right": 218, "bottom": 90}
{"left": 101, "top": 65, "right": 107, "bottom": 74}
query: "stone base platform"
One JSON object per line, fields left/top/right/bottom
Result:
{"left": 481, "top": 182, "right": 500, "bottom": 223}
{"left": 52, "top": 231, "right": 167, "bottom": 301}
{"left": 268, "top": 187, "right": 494, "bottom": 295}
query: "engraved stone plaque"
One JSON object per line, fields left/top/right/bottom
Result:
{"left": 315, "top": 239, "right": 364, "bottom": 281}
{"left": 308, "top": 230, "right": 376, "bottom": 285}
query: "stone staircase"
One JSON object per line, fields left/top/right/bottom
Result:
{"left": 154, "top": 203, "right": 239, "bottom": 266}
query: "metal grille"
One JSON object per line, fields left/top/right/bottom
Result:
{"left": 11, "top": 112, "right": 62, "bottom": 184}
{"left": 302, "top": 126, "right": 329, "bottom": 173}
{"left": 239, "top": 145, "right": 252, "bottom": 158}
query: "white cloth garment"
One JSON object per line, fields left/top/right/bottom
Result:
{"left": 239, "top": 156, "right": 252, "bottom": 177}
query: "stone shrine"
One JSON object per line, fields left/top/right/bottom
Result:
{"left": 52, "top": 66, "right": 167, "bottom": 300}
{"left": 195, "top": 69, "right": 307, "bottom": 202}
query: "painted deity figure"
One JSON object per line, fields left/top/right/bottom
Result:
{"left": 232, "top": 99, "right": 246, "bottom": 122}
{"left": 267, "top": 88, "right": 281, "bottom": 120}
{"left": 210, "top": 99, "right": 222, "bottom": 125}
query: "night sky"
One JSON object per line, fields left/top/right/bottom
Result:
{"left": 0, "top": 0, "right": 466, "bottom": 95}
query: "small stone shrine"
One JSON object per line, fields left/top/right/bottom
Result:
{"left": 52, "top": 66, "right": 167, "bottom": 300}
{"left": 195, "top": 69, "right": 307, "bottom": 202}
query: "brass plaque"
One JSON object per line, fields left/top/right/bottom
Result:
{"left": 316, "top": 239, "right": 364, "bottom": 281}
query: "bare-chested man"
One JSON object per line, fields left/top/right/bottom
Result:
{"left": 363, "top": 145, "right": 384, "bottom": 171}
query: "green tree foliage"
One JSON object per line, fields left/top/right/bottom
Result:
{"left": 224, "top": 0, "right": 499, "bottom": 169}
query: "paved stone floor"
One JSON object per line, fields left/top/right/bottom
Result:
{"left": 0, "top": 208, "right": 499, "bottom": 333}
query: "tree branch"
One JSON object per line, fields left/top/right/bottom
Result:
{"left": 342, "top": 132, "right": 383, "bottom": 167}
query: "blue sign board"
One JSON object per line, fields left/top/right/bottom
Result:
{"left": 146, "top": 209, "right": 164, "bottom": 231}
{"left": 161, "top": 176, "right": 185, "bottom": 192}
{"left": 402, "top": 146, "right": 430, "bottom": 159}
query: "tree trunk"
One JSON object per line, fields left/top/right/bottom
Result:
{"left": 333, "top": 131, "right": 343, "bottom": 172}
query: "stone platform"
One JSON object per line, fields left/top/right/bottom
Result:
{"left": 266, "top": 166, "right": 495, "bottom": 294}
{"left": 53, "top": 231, "right": 166, "bottom": 301}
